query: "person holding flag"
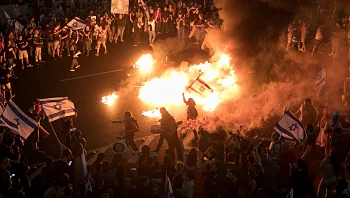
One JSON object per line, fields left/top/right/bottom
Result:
{"left": 274, "top": 110, "right": 306, "bottom": 143}
{"left": 1, "top": 100, "right": 38, "bottom": 141}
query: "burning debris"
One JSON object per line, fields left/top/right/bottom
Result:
{"left": 141, "top": 108, "right": 163, "bottom": 118}
{"left": 101, "top": 92, "right": 118, "bottom": 105}
{"left": 138, "top": 54, "right": 238, "bottom": 111}
{"left": 133, "top": 54, "right": 156, "bottom": 73}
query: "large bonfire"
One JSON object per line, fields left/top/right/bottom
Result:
{"left": 137, "top": 53, "right": 239, "bottom": 112}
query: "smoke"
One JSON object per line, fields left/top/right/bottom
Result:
{"left": 212, "top": 0, "right": 298, "bottom": 57}
{"left": 118, "top": 0, "right": 330, "bottom": 134}
{"left": 259, "top": 0, "right": 298, "bottom": 10}
{"left": 151, "top": 38, "right": 189, "bottom": 61}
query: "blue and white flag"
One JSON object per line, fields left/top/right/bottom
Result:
{"left": 38, "top": 97, "right": 76, "bottom": 122}
{"left": 0, "top": 102, "right": 4, "bottom": 115}
{"left": 75, "top": 144, "right": 93, "bottom": 192}
{"left": 3, "top": 9, "right": 13, "bottom": 26}
{"left": 273, "top": 110, "right": 306, "bottom": 142}
{"left": 165, "top": 171, "right": 175, "bottom": 198}
{"left": 0, "top": 103, "right": 6, "bottom": 127}
{"left": 1, "top": 100, "right": 38, "bottom": 140}
{"left": 315, "top": 68, "right": 326, "bottom": 91}
{"left": 65, "top": 17, "right": 86, "bottom": 30}
{"left": 14, "top": 21, "right": 24, "bottom": 34}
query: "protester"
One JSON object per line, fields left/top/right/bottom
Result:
{"left": 2, "top": 1, "right": 350, "bottom": 198}
{"left": 111, "top": 111, "right": 139, "bottom": 152}
{"left": 16, "top": 35, "right": 32, "bottom": 69}
{"left": 317, "top": 152, "right": 340, "bottom": 198}
{"left": 70, "top": 51, "right": 81, "bottom": 72}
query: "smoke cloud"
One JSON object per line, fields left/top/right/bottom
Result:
{"left": 118, "top": 0, "right": 336, "bottom": 133}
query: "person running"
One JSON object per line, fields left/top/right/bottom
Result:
{"left": 70, "top": 51, "right": 81, "bottom": 72}
{"left": 153, "top": 107, "right": 183, "bottom": 160}
{"left": 111, "top": 111, "right": 139, "bottom": 152}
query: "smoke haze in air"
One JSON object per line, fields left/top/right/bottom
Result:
{"left": 118, "top": 0, "right": 339, "bottom": 132}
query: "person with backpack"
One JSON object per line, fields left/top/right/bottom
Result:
{"left": 183, "top": 93, "right": 199, "bottom": 140}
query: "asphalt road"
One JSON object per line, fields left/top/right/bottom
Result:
{"left": 8, "top": 33, "right": 210, "bottom": 164}
{"left": 11, "top": 32, "right": 350, "bottom": 165}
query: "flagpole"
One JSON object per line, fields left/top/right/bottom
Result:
{"left": 46, "top": 118, "right": 68, "bottom": 157}
{"left": 165, "top": 171, "right": 168, "bottom": 198}
{"left": 183, "top": 72, "right": 204, "bottom": 94}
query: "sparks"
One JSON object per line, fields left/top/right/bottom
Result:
{"left": 133, "top": 54, "right": 155, "bottom": 73}
{"left": 101, "top": 92, "right": 118, "bottom": 105}
{"left": 138, "top": 54, "right": 238, "bottom": 111}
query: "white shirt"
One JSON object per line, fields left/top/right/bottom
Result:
{"left": 148, "top": 20, "right": 155, "bottom": 31}
{"left": 315, "top": 27, "right": 323, "bottom": 40}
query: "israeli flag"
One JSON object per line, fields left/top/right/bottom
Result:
{"left": 3, "top": 9, "right": 13, "bottom": 26}
{"left": 76, "top": 144, "right": 93, "bottom": 192}
{"left": 166, "top": 171, "right": 175, "bottom": 198}
{"left": 38, "top": 97, "right": 76, "bottom": 122}
{"left": 315, "top": 68, "right": 326, "bottom": 91}
{"left": 273, "top": 110, "right": 306, "bottom": 142}
{"left": 1, "top": 100, "right": 38, "bottom": 140}
{"left": 14, "top": 21, "right": 24, "bottom": 34}
{"left": 65, "top": 17, "right": 86, "bottom": 30}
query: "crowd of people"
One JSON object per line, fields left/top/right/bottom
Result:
{"left": 284, "top": 0, "right": 350, "bottom": 61}
{"left": 1, "top": 0, "right": 350, "bottom": 198}
{"left": 0, "top": 0, "right": 221, "bottom": 97}
{"left": 0, "top": 91, "right": 349, "bottom": 198}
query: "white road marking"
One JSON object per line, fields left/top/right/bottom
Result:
{"left": 138, "top": 136, "right": 156, "bottom": 149}
{"left": 60, "top": 69, "right": 124, "bottom": 82}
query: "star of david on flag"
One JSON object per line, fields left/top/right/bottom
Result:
{"left": 0, "top": 100, "right": 38, "bottom": 140}
{"left": 65, "top": 17, "right": 86, "bottom": 30}
{"left": 187, "top": 73, "right": 213, "bottom": 97}
{"left": 315, "top": 68, "right": 326, "bottom": 91}
{"left": 38, "top": 97, "right": 76, "bottom": 122}
{"left": 53, "top": 103, "right": 62, "bottom": 110}
{"left": 273, "top": 110, "right": 306, "bottom": 142}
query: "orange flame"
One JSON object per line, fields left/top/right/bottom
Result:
{"left": 133, "top": 54, "right": 155, "bottom": 72}
{"left": 141, "top": 108, "right": 167, "bottom": 118}
{"left": 138, "top": 54, "right": 238, "bottom": 111}
{"left": 101, "top": 92, "right": 118, "bottom": 105}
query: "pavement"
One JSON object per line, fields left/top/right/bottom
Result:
{"left": 9, "top": 33, "right": 210, "bottom": 165}
{"left": 8, "top": 31, "right": 350, "bottom": 169}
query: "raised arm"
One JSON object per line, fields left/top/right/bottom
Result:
{"left": 182, "top": 93, "right": 187, "bottom": 104}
